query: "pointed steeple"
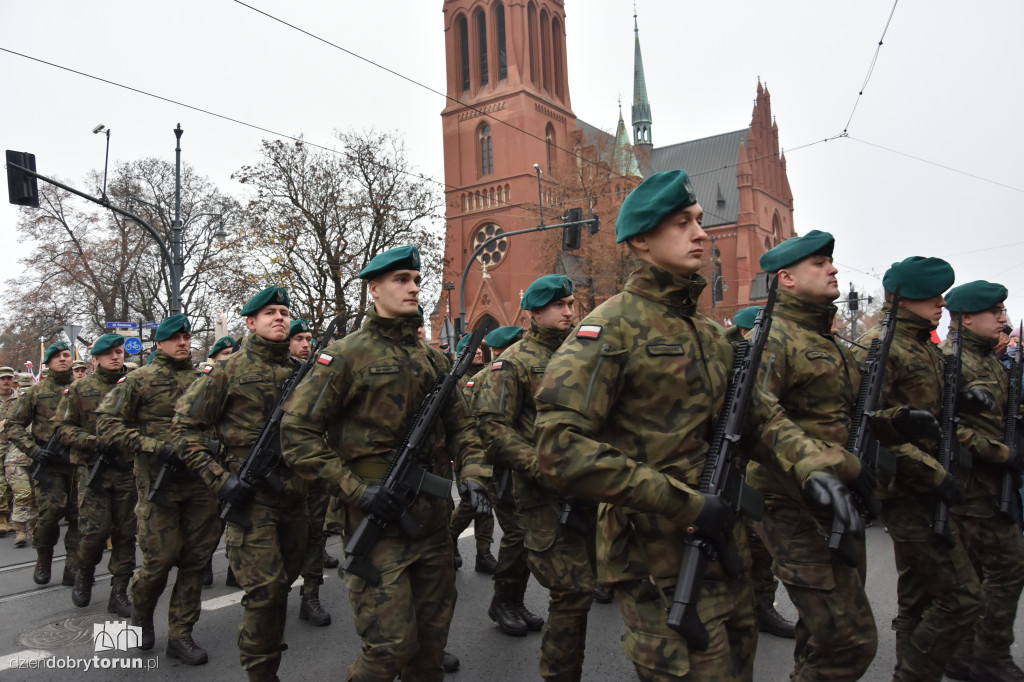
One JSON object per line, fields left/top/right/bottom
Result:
{"left": 614, "top": 101, "right": 642, "bottom": 177}
{"left": 631, "top": 12, "right": 653, "bottom": 148}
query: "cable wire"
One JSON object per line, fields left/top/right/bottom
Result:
{"left": 843, "top": 0, "right": 899, "bottom": 133}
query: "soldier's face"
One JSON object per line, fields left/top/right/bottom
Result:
{"left": 96, "top": 346, "right": 125, "bottom": 372}
{"left": 47, "top": 350, "right": 73, "bottom": 373}
{"left": 532, "top": 296, "right": 575, "bottom": 331}
{"left": 902, "top": 295, "right": 946, "bottom": 328}
{"left": 963, "top": 304, "right": 1008, "bottom": 341}
{"left": 369, "top": 270, "right": 421, "bottom": 318}
{"left": 156, "top": 331, "right": 193, "bottom": 360}
{"left": 72, "top": 367, "right": 86, "bottom": 379}
{"left": 780, "top": 256, "right": 840, "bottom": 304}
{"left": 246, "top": 305, "right": 291, "bottom": 342}
{"left": 210, "top": 348, "right": 233, "bottom": 361}
{"left": 290, "top": 332, "right": 313, "bottom": 360}
{"left": 0, "top": 376, "right": 13, "bottom": 396}
{"left": 628, "top": 204, "right": 707, "bottom": 277}
{"left": 473, "top": 347, "right": 484, "bottom": 365}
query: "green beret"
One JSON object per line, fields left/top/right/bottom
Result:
{"left": 522, "top": 275, "right": 574, "bottom": 311}
{"left": 456, "top": 335, "right": 472, "bottom": 355}
{"left": 358, "top": 245, "right": 422, "bottom": 280}
{"left": 155, "top": 314, "right": 191, "bottom": 341}
{"left": 0, "top": 366, "right": 14, "bottom": 378}
{"left": 944, "top": 280, "right": 1007, "bottom": 314}
{"left": 289, "top": 319, "right": 312, "bottom": 338}
{"left": 616, "top": 170, "right": 698, "bottom": 243}
{"left": 760, "top": 230, "right": 835, "bottom": 273}
{"left": 241, "top": 286, "right": 290, "bottom": 317}
{"left": 209, "top": 336, "right": 235, "bottom": 357}
{"left": 91, "top": 333, "right": 125, "bottom": 356}
{"left": 43, "top": 342, "right": 71, "bottom": 365}
{"left": 882, "top": 257, "right": 955, "bottom": 300}
{"left": 733, "top": 306, "right": 763, "bottom": 331}
{"left": 485, "top": 326, "right": 524, "bottom": 349}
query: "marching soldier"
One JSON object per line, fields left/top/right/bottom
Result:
{"left": 71, "top": 360, "right": 87, "bottom": 381}
{"left": 209, "top": 336, "right": 236, "bottom": 362}
{"left": 533, "top": 170, "right": 862, "bottom": 680}
{"left": 56, "top": 333, "right": 136, "bottom": 615}
{"left": 96, "top": 314, "right": 220, "bottom": 665}
{"left": 6, "top": 342, "right": 81, "bottom": 586}
{"left": 0, "top": 366, "right": 19, "bottom": 538}
{"left": 857, "top": 257, "right": 981, "bottom": 682}
{"left": 940, "top": 281, "right": 1024, "bottom": 682}
{"left": 172, "top": 286, "right": 308, "bottom": 682}
{"left": 4, "top": 371, "right": 36, "bottom": 547}
{"left": 280, "top": 245, "right": 492, "bottom": 681}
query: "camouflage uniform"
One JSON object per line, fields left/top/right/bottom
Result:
{"left": 55, "top": 364, "right": 137, "bottom": 595}
{"left": 449, "top": 364, "right": 496, "bottom": 556}
{"left": 857, "top": 305, "right": 981, "bottom": 682}
{"left": 172, "top": 333, "right": 309, "bottom": 680}
{"left": 280, "top": 308, "right": 489, "bottom": 682}
{"left": 939, "top": 327, "right": 1024, "bottom": 666}
{"left": 2, "top": 389, "right": 35, "bottom": 530}
{"left": 534, "top": 263, "right": 857, "bottom": 681}
{"left": 95, "top": 352, "right": 220, "bottom": 642}
{"left": 477, "top": 319, "right": 595, "bottom": 680}
{"left": 746, "top": 291, "right": 876, "bottom": 681}
{"left": 6, "top": 369, "right": 80, "bottom": 570}
{"left": 300, "top": 479, "right": 330, "bottom": 601}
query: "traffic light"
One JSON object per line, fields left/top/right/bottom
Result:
{"left": 588, "top": 212, "right": 600, "bottom": 235}
{"left": 562, "top": 207, "right": 582, "bottom": 251}
{"left": 6, "top": 150, "right": 40, "bottom": 208}
{"left": 848, "top": 287, "right": 859, "bottom": 312}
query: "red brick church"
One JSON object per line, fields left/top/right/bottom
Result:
{"left": 434, "top": 0, "right": 796, "bottom": 340}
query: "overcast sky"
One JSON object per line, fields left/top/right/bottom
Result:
{"left": 2, "top": 0, "right": 1022, "bottom": 335}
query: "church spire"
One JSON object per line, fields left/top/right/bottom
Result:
{"left": 615, "top": 100, "right": 642, "bottom": 177}
{"left": 631, "top": 11, "right": 653, "bottom": 148}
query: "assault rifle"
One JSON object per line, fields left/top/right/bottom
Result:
{"left": 146, "top": 454, "right": 182, "bottom": 510}
{"left": 999, "top": 322, "right": 1023, "bottom": 519}
{"left": 30, "top": 432, "right": 70, "bottom": 484}
{"left": 221, "top": 317, "right": 341, "bottom": 529}
{"left": 342, "top": 320, "right": 495, "bottom": 585}
{"left": 86, "top": 445, "right": 130, "bottom": 492}
{"left": 559, "top": 497, "right": 588, "bottom": 535}
{"left": 934, "top": 311, "right": 964, "bottom": 547}
{"left": 828, "top": 288, "right": 900, "bottom": 566}
{"left": 666, "top": 276, "right": 776, "bottom": 651}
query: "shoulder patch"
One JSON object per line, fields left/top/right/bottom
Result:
{"left": 63, "top": 388, "right": 69, "bottom": 394}
{"left": 531, "top": 366, "right": 547, "bottom": 374}
{"left": 465, "top": 380, "right": 475, "bottom": 388}
{"left": 576, "top": 325, "right": 602, "bottom": 340}
{"left": 317, "top": 353, "right": 333, "bottom": 366}
{"left": 202, "top": 364, "right": 215, "bottom": 374}
{"left": 804, "top": 350, "right": 836, "bottom": 363}
{"left": 238, "top": 375, "right": 264, "bottom": 385}
{"left": 491, "top": 361, "right": 504, "bottom": 371}
{"left": 116, "top": 377, "right": 125, "bottom": 384}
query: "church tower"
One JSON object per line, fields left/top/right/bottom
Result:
{"left": 437, "top": 0, "right": 578, "bottom": 337}
{"left": 631, "top": 15, "right": 652, "bottom": 151}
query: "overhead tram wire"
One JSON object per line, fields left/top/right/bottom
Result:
{"left": 843, "top": 0, "right": 900, "bottom": 134}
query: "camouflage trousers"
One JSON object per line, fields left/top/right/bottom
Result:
{"left": 449, "top": 492, "right": 495, "bottom": 552}
{"left": 225, "top": 490, "right": 308, "bottom": 678}
{"left": 525, "top": 503, "right": 597, "bottom": 682}
{"left": 951, "top": 503, "right": 1024, "bottom": 662}
{"left": 0, "top": 458, "right": 9, "bottom": 516}
{"left": 301, "top": 482, "right": 329, "bottom": 591}
{"left": 882, "top": 498, "right": 981, "bottom": 682}
{"left": 75, "top": 466, "right": 137, "bottom": 587}
{"left": 756, "top": 501, "right": 877, "bottom": 681}
{"left": 343, "top": 524, "right": 456, "bottom": 682}
{"left": 4, "top": 462, "right": 35, "bottom": 523}
{"left": 32, "top": 465, "right": 80, "bottom": 563}
{"left": 618, "top": 574, "right": 757, "bottom": 681}
{"left": 493, "top": 495, "right": 530, "bottom": 598}
{"left": 131, "top": 475, "right": 220, "bottom": 639}
{"left": 745, "top": 515, "right": 778, "bottom": 607}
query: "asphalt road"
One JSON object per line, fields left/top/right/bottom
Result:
{"left": 0, "top": 512, "right": 1020, "bottom": 681}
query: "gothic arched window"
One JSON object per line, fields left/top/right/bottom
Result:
{"left": 495, "top": 2, "right": 508, "bottom": 81}
{"left": 545, "top": 124, "right": 555, "bottom": 174}
{"left": 552, "top": 17, "right": 564, "bottom": 99}
{"left": 527, "top": 2, "right": 537, "bottom": 85}
{"left": 476, "top": 10, "right": 489, "bottom": 86}
{"left": 480, "top": 124, "right": 494, "bottom": 176}
{"left": 539, "top": 9, "right": 551, "bottom": 92}
{"left": 457, "top": 15, "right": 470, "bottom": 92}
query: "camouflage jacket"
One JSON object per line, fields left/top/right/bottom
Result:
{"left": 855, "top": 304, "right": 950, "bottom": 499}
{"left": 280, "top": 308, "right": 488, "bottom": 538}
{"left": 477, "top": 320, "right": 571, "bottom": 534}
{"left": 171, "top": 333, "right": 299, "bottom": 496}
{"left": 534, "top": 261, "right": 858, "bottom": 584}
{"left": 940, "top": 327, "right": 1013, "bottom": 506}
{"left": 747, "top": 291, "right": 862, "bottom": 502}
{"left": 95, "top": 351, "right": 198, "bottom": 481}
{"left": 6, "top": 369, "right": 75, "bottom": 457}
{"left": 0, "top": 390, "right": 19, "bottom": 448}
{"left": 55, "top": 365, "right": 128, "bottom": 466}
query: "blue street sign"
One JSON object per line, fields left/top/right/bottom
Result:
{"left": 105, "top": 321, "right": 138, "bottom": 329}
{"left": 141, "top": 322, "right": 159, "bottom": 329}
{"left": 123, "top": 337, "right": 143, "bottom": 355}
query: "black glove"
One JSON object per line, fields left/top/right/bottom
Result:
{"left": 935, "top": 475, "right": 966, "bottom": 506}
{"left": 893, "top": 407, "right": 940, "bottom": 442}
{"left": 804, "top": 473, "right": 863, "bottom": 537}
{"left": 357, "top": 484, "right": 402, "bottom": 523}
{"left": 691, "top": 493, "right": 733, "bottom": 545}
{"left": 218, "top": 473, "right": 255, "bottom": 508}
{"left": 30, "top": 446, "right": 53, "bottom": 466}
{"left": 458, "top": 480, "right": 493, "bottom": 517}
{"left": 959, "top": 387, "right": 997, "bottom": 414}
{"left": 157, "top": 443, "right": 183, "bottom": 468}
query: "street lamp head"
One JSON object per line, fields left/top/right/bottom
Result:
{"left": 533, "top": 163, "right": 541, "bottom": 173}
{"left": 92, "top": 124, "right": 106, "bottom": 134}
{"left": 213, "top": 217, "right": 228, "bottom": 242}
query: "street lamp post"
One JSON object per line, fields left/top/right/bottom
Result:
{"left": 172, "top": 124, "right": 184, "bottom": 316}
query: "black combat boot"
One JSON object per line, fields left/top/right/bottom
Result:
{"left": 515, "top": 600, "right": 544, "bottom": 632}
{"left": 970, "top": 656, "right": 1024, "bottom": 682}
{"left": 452, "top": 540, "right": 463, "bottom": 569}
{"left": 944, "top": 658, "right": 972, "bottom": 681}
{"left": 33, "top": 548, "right": 53, "bottom": 585}
{"left": 488, "top": 594, "right": 528, "bottom": 636}
{"left": 131, "top": 605, "right": 155, "bottom": 650}
{"left": 442, "top": 650, "right": 460, "bottom": 673}
{"left": 298, "top": 583, "right": 331, "bottom": 626}
{"left": 166, "top": 635, "right": 209, "bottom": 665}
{"left": 61, "top": 560, "right": 76, "bottom": 587}
{"left": 755, "top": 602, "right": 796, "bottom": 639}
{"left": 202, "top": 556, "right": 213, "bottom": 587}
{"left": 107, "top": 584, "right": 132, "bottom": 618}
{"left": 71, "top": 565, "right": 94, "bottom": 607}
{"left": 475, "top": 550, "right": 497, "bottom": 574}
{"left": 322, "top": 547, "right": 339, "bottom": 569}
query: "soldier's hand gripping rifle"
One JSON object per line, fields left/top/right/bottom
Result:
{"left": 342, "top": 320, "right": 495, "bottom": 586}
{"left": 666, "top": 277, "right": 777, "bottom": 652}
{"left": 86, "top": 444, "right": 130, "bottom": 493}
{"left": 220, "top": 317, "right": 342, "bottom": 529}
{"left": 30, "top": 432, "right": 70, "bottom": 484}
{"left": 999, "top": 322, "right": 1023, "bottom": 520}
{"left": 828, "top": 288, "right": 901, "bottom": 567}
{"left": 147, "top": 448, "right": 183, "bottom": 510}
{"left": 934, "top": 311, "right": 964, "bottom": 547}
